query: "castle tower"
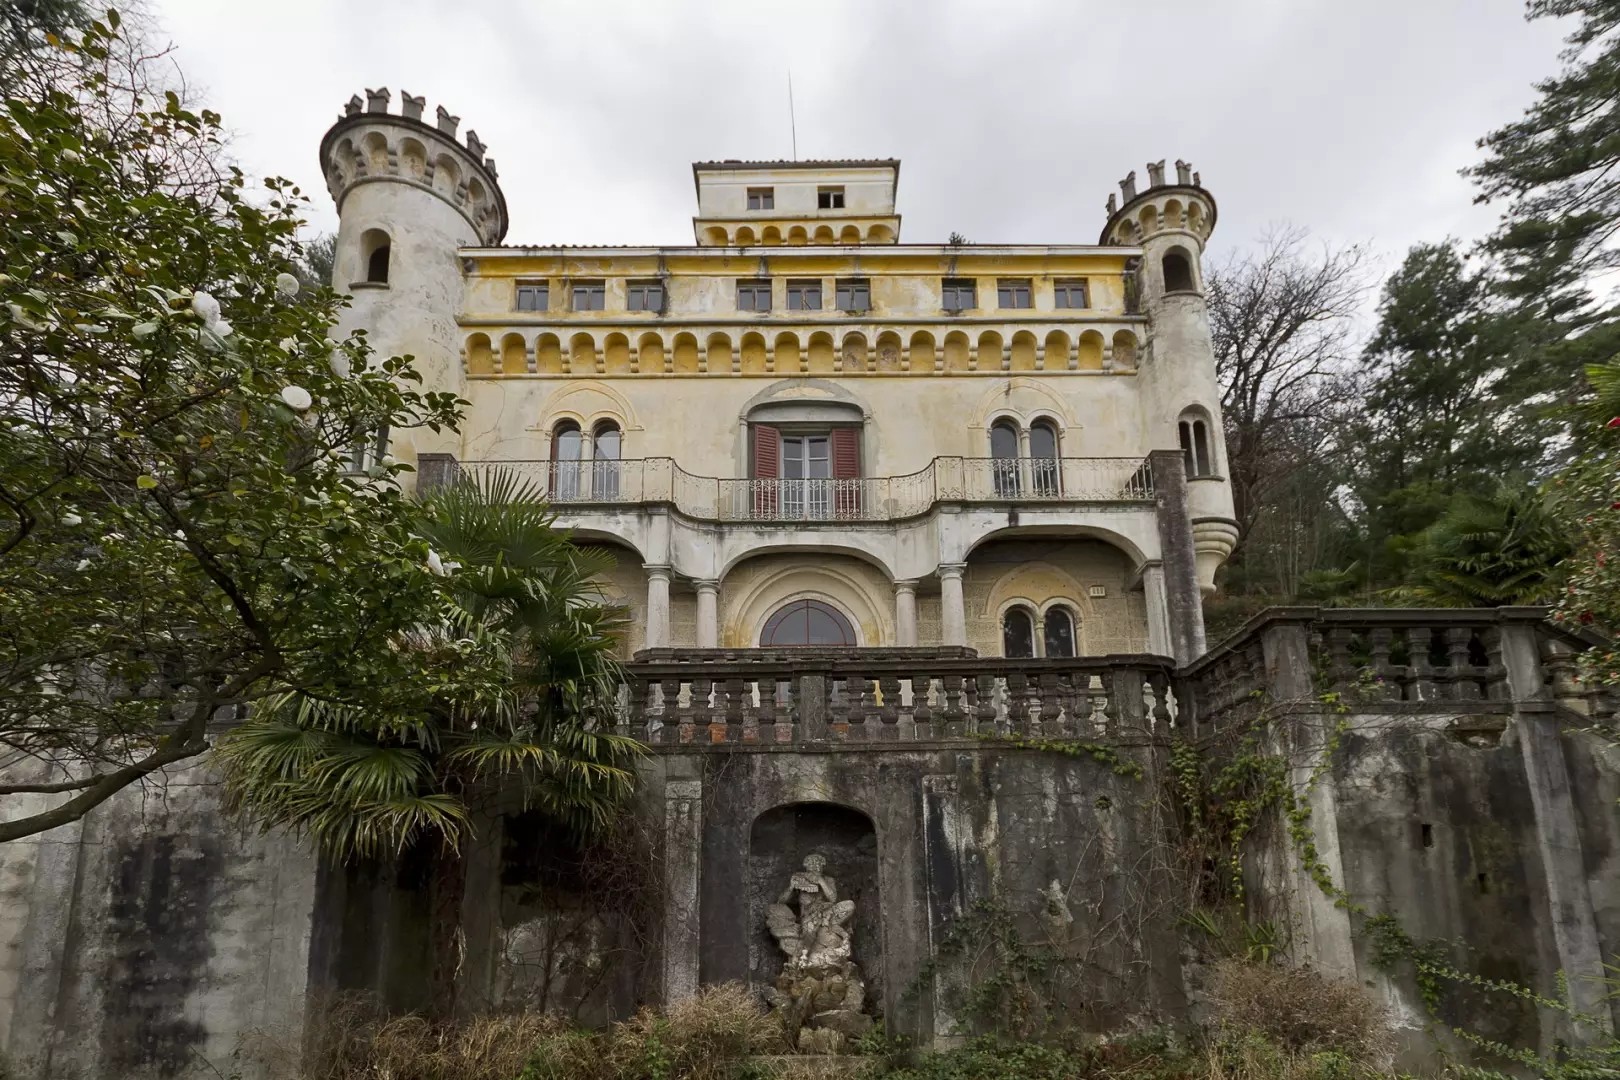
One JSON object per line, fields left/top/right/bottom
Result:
{"left": 1101, "top": 161, "right": 1238, "bottom": 595}
{"left": 318, "top": 88, "right": 509, "bottom": 472}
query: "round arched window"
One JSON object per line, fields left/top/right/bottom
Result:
{"left": 1002, "top": 607, "right": 1036, "bottom": 658}
{"left": 761, "top": 599, "right": 857, "bottom": 647}
{"left": 1044, "top": 607, "right": 1076, "bottom": 658}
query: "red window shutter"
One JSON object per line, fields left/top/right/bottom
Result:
{"left": 831, "top": 426, "right": 862, "bottom": 516}
{"left": 752, "top": 424, "right": 780, "bottom": 517}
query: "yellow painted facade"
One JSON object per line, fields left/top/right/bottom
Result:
{"left": 320, "top": 93, "right": 1238, "bottom": 661}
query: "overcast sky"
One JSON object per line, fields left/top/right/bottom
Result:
{"left": 147, "top": 0, "right": 1567, "bottom": 278}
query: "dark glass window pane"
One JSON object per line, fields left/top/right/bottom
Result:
{"left": 1044, "top": 609, "right": 1076, "bottom": 658}
{"left": 1003, "top": 609, "right": 1035, "bottom": 658}
{"left": 762, "top": 599, "right": 854, "bottom": 646}
{"left": 593, "top": 425, "right": 620, "bottom": 460}
{"left": 554, "top": 428, "right": 582, "bottom": 461}
{"left": 1030, "top": 423, "right": 1057, "bottom": 459}
{"left": 990, "top": 423, "right": 1019, "bottom": 460}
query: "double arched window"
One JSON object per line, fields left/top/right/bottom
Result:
{"left": 1001, "top": 604, "right": 1078, "bottom": 658}
{"left": 988, "top": 417, "right": 1061, "bottom": 497}
{"left": 1178, "top": 410, "right": 1215, "bottom": 478}
{"left": 549, "top": 418, "right": 622, "bottom": 501}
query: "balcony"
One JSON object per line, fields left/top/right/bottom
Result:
{"left": 616, "top": 648, "right": 1179, "bottom": 746}
{"left": 457, "top": 455, "right": 1155, "bottom": 523}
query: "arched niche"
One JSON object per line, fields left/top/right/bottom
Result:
{"left": 748, "top": 802, "right": 881, "bottom": 1000}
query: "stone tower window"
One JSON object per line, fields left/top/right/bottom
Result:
{"left": 515, "top": 283, "right": 548, "bottom": 312}
{"left": 361, "top": 228, "right": 390, "bottom": 284}
{"left": 747, "top": 187, "right": 775, "bottom": 211}
{"left": 1178, "top": 410, "right": 1215, "bottom": 477}
{"left": 941, "top": 278, "right": 976, "bottom": 311}
{"left": 1053, "top": 278, "right": 1089, "bottom": 309}
{"left": 818, "top": 186, "right": 845, "bottom": 210}
{"left": 1163, "top": 247, "right": 1195, "bottom": 292}
{"left": 996, "top": 279, "right": 1033, "bottom": 309}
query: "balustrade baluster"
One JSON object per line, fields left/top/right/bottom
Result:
{"left": 1109, "top": 667, "right": 1145, "bottom": 733}
{"left": 624, "top": 676, "right": 648, "bottom": 740}
{"left": 1482, "top": 626, "right": 1510, "bottom": 702}
{"left": 1326, "top": 628, "right": 1356, "bottom": 696}
{"left": 1006, "top": 671, "right": 1030, "bottom": 734}
{"left": 851, "top": 673, "right": 875, "bottom": 737}
{"left": 1367, "top": 627, "right": 1399, "bottom": 702}
{"left": 1405, "top": 629, "right": 1437, "bottom": 701}
{"left": 1033, "top": 673, "right": 1059, "bottom": 736}
{"left": 911, "top": 673, "right": 935, "bottom": 739}
{"left": 975, "top": 674, "right": 998, "bottom": 734}
{"left": 689, "top": 676, "right": 712, "bottom": 743}
{"left": 1148, "top": 672, "right": 1173, "bottom": 732}
{"left": 878, "top": 674, "right": 903, "bottom": 741}
{"left": 1445, "top": 627, "right": 1483, "bottom": 702}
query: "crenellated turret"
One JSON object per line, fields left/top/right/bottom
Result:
{"left": 1104, "top": 160, "right": 1236, "bottom": 595}
{"left": 319, "top": 90, "right": 510, "bottom": 476}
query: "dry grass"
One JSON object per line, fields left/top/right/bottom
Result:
{"left": 255, "top": 983, "right": 789, "bottom": 1080}
{"left": 1206, "top": 959, "right": 1392, "bottom": 1063}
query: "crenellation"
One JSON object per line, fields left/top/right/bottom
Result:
{"left": 365, "top": 86, "right": 389, "bottom": 114}
{"left": 436, "top": 104, "right": 459, "bottom": 136}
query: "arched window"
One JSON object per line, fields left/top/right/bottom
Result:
{"left": 361, "top": 228, "right": 391, "bottom": 285}
{"left": 1029, "top": 420, "right": 1060, "bottom": 496}
{"left": 1002, "top": 606, "right": 1036, "bottom": 658}
{"left": 550, "top": 420, "right": 582, "bottom": 500}
{"left": 592, "top": 420, "right": 621, "bottom": 500}
{"left": 761, "top": 599, "right": 857, "bottom": 647}
{"left": 1178, "top": 412, "right": 1214, "bottom": 477}
{"left": 1044, "top": 607, "right": 1076, "bottom": 658}
{"left": 990, "top": 420, "right": 1021, "bottom": 497}
{"left": 1162, "top": 247, "right": 1194, "bottom": 293}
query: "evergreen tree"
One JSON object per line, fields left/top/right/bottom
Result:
{"left": 1351, "top": 243, "right": 1538, "bottom": 587}
{"left": 1468, "top": 0, "right": 1620, "bottom": 451}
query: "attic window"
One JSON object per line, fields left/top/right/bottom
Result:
{"left": 747, "top": 187, "right": 775, "bottom": 211}
{"left": 818, "top": 186, "right": 846, "bottom": 210}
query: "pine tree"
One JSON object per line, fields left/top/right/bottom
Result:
{"left": 1468, "top": 1, "right": 1620, "bottom": 451}
{"left": 1351, "top": 243, "right": 1538, "bottom": 588}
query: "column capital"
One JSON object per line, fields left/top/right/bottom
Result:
{"left": 893, "top": 579, "right": 919, "bottom": 594}
{"left": 643, "top": 563, "right": 673, "bottom": 580}
{"left": 693, "top": 579, "right": 720, "bottom": 594}
{"left": 937, "top": 562, "right": 966, "bottom": 580}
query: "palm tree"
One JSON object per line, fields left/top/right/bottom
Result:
{"left": 1388, "top": 485, "right": 1571, "bottom": 607}
{"left": 215, "top": 468, "right": 643, "bottom": 1015}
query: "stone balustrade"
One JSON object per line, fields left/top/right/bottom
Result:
{"left": 456, "top": 455, "right": 1154, "bottom": 523}
{"left": 617, "top": 648, "right": 1181, "bottom": 745}
{"left": 1178, "top": 607, "right": 1619, "bottom": 736}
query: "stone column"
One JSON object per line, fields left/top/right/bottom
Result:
{"left": 695, "top": 580, "right": 720, "bottom": 648}
{"left": 1141, "top": 562, "right": 1172, "bottom": 657}
{"left": 415, "top": 452, "right": 461, "bottom": 493}
{"left": 894, "top": 580, "right": 919, "bottom": 646}
{"left": 939, "top": 563, "right": 967, "bottom": 646}
{"left": 1498, "top": 610, "right": 1613, "bottom": 1032}
{"left": 644, "top": 564, "right": 672, "bottom": 649}
{"left": 1148, "top": 449, "right": 1206, "bottom": 664}
{"left": 661, "top": 766, "right": 703, "bottom": 1006}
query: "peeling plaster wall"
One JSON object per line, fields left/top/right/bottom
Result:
{"left": 0, "top": 764, "right": 317, "bottom": 1080}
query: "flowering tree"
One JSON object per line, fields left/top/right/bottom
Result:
{"left": 0, "top": 14, "right": 492, "bottom": 841}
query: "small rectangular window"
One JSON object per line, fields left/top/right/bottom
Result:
{"left": 818, "top": 186, "right": 845, "bottom": 210}
{"left": 737, "top": 279, "right": 772, "bottom": 312}
{"left": 515, "top": 283, "right": 549, "bottom": 312}
{"left": 942, "top": 278, "right": 977, "bottom": 311}
{"left": 571, "top": 280, "right": 605, "bottom": 311}
{"left": 787, "top": 279, "right": 822, "bottom": 311}
{"left": 1054, "top": 278, "right": 1089, "bottom": 309}
{"left": 747, "top": 187, "right": 774, "bottom": 211}
{"left": 627, "top": 280, "right": 664, "bottom": 312}
{"left": 835, "top": 278, "right": 870, "bottom": 312}
{"left": 997, "top": 278, "right": 1033, "bottom": 309}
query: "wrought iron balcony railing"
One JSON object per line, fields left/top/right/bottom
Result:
{"left": 457, "top": 455, "right": 1154, "bottom": 523}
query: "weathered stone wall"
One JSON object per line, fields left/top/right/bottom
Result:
{"left": 0, "top": 763, "right": 316, "bottom": 1079}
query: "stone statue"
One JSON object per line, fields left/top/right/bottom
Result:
{"left": 762, "top": 854, "right": 870, "bottom": 1054}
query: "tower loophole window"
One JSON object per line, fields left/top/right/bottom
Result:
{"left": 1163, "top": 247, "right": 1195, "bottom": 293}
{"left": 361, "top": 228, "right": 391, "bottom": 285}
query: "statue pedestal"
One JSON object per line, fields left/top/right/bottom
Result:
{"left": 764, "top": 957, "right": 872, "bottom": 1054}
